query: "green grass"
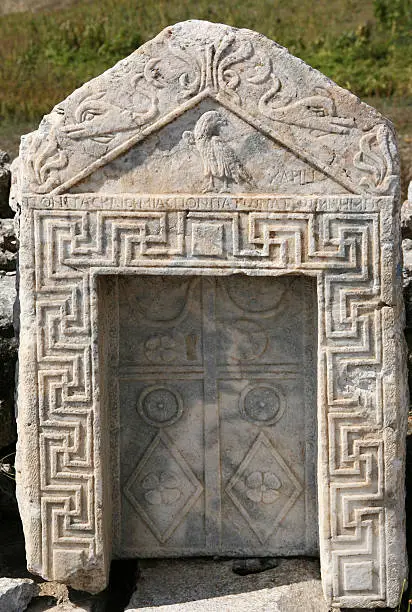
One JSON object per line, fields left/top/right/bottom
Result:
{"left": 0, "top": 0, "right": 411, "bottom": 125}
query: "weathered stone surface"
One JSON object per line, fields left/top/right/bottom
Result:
{"left": 13, "top": 20, "right": 407, "bottom": 609}
{"left": 402, "top": 182, "right": 412, "bottom": 426}
{"left": 0, "top": 577, "right": 38, "bottom": 612}
{"left": 118, "top": 275, "right": 317, "bottom": 557}
{"left": 401, "top": 183, "right": 412, "bottom": 243}
{"left": 0, "top": 273, "right": 16, "bottom": 330}
{"left": 125, "top": 558, "right": 329, "bottom": 611}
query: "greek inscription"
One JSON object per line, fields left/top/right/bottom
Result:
{"left": 271, "top": 168, "right": 327, "bottom": 186}
{"left": 22, "top": 194, "right": 385, "bottom": 214}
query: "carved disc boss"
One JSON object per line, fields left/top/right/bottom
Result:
{"left": 12, "top": 20, "right": 407, "bottom": 609}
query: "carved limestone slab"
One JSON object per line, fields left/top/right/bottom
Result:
{"left": 116, "top": 275, "right": 317, "bottom": 557}
{"left": 12, "top": 20, "right": 407, "bottom": 609}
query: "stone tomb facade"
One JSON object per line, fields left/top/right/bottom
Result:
{"left": 12, "top": 20, "right": 407, "bottom": 609}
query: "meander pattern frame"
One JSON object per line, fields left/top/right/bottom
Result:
{"left": 17, "top": 193, "right": 406, "bottom": 606}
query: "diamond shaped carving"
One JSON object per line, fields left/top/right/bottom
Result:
{"left": 124, "top": 432, "right": 203, "bottom": 543}
{"left": 225, "top": 432, "right": 303, "bottom": 544}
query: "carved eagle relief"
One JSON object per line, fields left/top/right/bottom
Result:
{"left": 183, "top": 110, "right": 253, "bottom": 192}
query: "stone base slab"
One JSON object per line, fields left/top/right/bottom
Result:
{"left": 125, "top": 558, "right": 330, "bottom": 611}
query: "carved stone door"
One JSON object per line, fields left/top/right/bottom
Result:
{"left": 117, "top": 274, "right": 317, "bottom": 557}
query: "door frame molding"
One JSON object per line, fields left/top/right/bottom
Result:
{"left": 16, "top": 196, "right": 408, "bottom": 606}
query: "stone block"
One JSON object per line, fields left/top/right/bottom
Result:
{"left": 0, "top": 218, "right": 17, "bottom": 272}
{"left": 125, "top": 558, "right": 329, "bottom": 612}
{"left": 0, "top": 577, "right": 38, "bottom": 612}
{"left": 0, "top": 273, "right": 16, "bottom": 331}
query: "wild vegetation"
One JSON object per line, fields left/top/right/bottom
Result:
{"left": 0, "top": 0, "right": 410, "bottom": 193}
{"left": 0, "top": 0, "right": 410, "bottom": 119}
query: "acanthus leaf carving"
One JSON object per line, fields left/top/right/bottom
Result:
{"left": 19, "top": 27, "right": 400, "bottom": 200}
{"left": 16, "top": 20, "right": 405, "bottom": 606}
{"left": 168, "top": 34, "right": 357, "bottom": 141}
{"left": 246, "top": 57, "right": 273, "bottom": 84}
{"left": 171, "top": 32, "right": 259, "bottom": 104}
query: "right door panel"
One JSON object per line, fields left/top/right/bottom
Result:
{"left": 216, "top": 275, "right": 318, "bottom": 555}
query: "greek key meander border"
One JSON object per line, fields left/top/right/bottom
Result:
{"left": 28, "top": 198, "right": 391, "bottom": 604}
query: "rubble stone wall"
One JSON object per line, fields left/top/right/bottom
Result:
{"left": 0, "top": 152, "right": 17, "bottom": 451}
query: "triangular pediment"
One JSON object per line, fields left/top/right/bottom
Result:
{"left": 69, "top": 98, "right": 349, "bottom": 195}
{"left": 18, "top": 20, "right": 399, "bottom": 197}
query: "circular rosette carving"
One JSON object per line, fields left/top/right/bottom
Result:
{"left": 240, "top": 383, "right": 286, "bottom": 425}
{"left": 137, "top": 386, "right": 183, "bottom": 427}
{"left": 244, "top": 471, "right": 282, "bottom": 504}
{"left": 141, "top": 471, "right": 182, "bottom": 505}
{"left": 144, "top": 334, "right": 177, "bottom": 363}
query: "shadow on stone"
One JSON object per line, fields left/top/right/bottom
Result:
{"left": 125, "top": 557, "right": 326, "bottom": 610}
{"left": 0, "top": 443, "right": 29, "bottom": 581}
{"left": 232, "top": 557, "right": 279, "bottom": 576}
{"left": 402, "top": 434, "right": 412, "bottom": 612}
{"left": 104, "top": 559, "right": 140, "bottom": 612}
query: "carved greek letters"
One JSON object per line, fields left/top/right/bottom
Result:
{"left": 18, "top": 24, "right": 400, "bottom": 198}
{"left": 21, "top": 197, "right": 402, "bottom": 603}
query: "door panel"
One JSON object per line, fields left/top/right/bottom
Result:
{"left": 117, "top": 275, "right": 317, "bottom": 557}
